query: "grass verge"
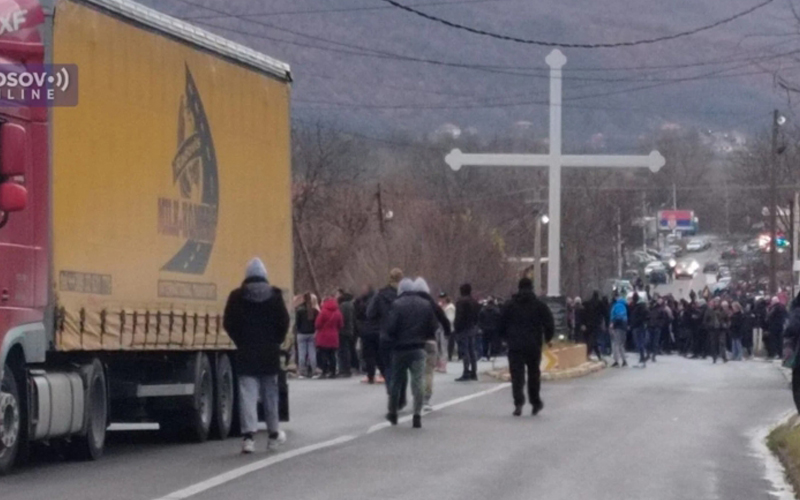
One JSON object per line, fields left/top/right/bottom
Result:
{"left": 768, "top": 415, "right": 800, "bottom": 498}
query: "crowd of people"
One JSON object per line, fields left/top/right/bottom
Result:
{"left": 221, "top": 256, "right": 800, "bottom": 454}
{"left": 566, "top": 285, "right": 795, "bottom": 368}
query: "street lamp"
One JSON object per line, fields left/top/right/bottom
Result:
{"left": 541, "top": 214, "right": 550, "bottom": 225}
{"left": 534, "top": 213, "right": 548, "bottom": 296}
{"left": 770, "top": 110, "right": 788, "bottom": 294}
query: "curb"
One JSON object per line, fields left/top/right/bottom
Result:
{"left": 485, "top": 361, "right": 605, "bottom": 383}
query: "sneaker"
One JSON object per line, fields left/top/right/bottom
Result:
{"left": 513, "top": 405, "right": 523, "bottom": 417}
{"left": 297, "top": 375, "right": 306, "bottom": 380}
{"left": 412, "top": 415, "right": 422, "bottom": 429}
{"left": 470, "top": 372, "right": 478, "bottom": 381}
{"left": 610, "top": 362, "right": 619, "bottom": 368}
{"left": 532, "top": 401, "right": 544, "bottom": 416}
{"left": 267, "top": 430, "right": 286, "bottom": 451}
{"left": 455, "top": 375, "right": 470, "bottom": 382}
{"left": 622, "top": 361, "right": 628, "bottom": 367}
{"left": 375, "top": 375, "right": 386, "bottom": 384}
{"left": 386, "top": 413, "right": 398, "bottom": 426}
{"left": 242, "top": 438, "right": 255, "bottom": 454}
{"left": 312, "top": 374, "right": 322, "bottom": 379}
{"left": 422, "top": 403, "right": 433, "bottom": 413}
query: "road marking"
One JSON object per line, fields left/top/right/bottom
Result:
{"left": 152, "top": 435, "right": 356, "bottom": 500}
{"left": 153, "top": 382, "right": 511, "bottom": 499}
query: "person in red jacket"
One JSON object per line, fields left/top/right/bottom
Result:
{"left": 315, "top": 295, "right": 343, "bottom": 378}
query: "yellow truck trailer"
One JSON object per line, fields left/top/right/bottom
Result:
{"left": 0, "top": 0, "right": 292, "bottom": 473}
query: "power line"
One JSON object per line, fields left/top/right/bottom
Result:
{"left": 183, "top": 0, "right": 508, "bottom": 20}
{"left": 379, "top": 0, "right": 778, "bottom": 49}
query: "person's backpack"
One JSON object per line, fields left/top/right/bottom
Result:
{"left": 611, "top": 302, "right": 627, "bottom": 329}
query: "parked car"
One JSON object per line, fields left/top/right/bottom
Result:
{"left": 718, "top": 266, "right": 731, "bottom": 278}
{"left": 686, "top": 238, "right": 710, "bottom": 252}
{"left": 623, "top": 269, "right": 640, "bottom": 282}
{"left": 703, "top": 262, "right": 719, "bottom": 274}
{"left": 721, "top": 246, "right": 737, "bottom": 260}
{"left": 649, "top": 269, "right": 668, "bottom": 285}
{"left": 665, "top": 244, "right": 684, "bottom": 257}
{"left": 644, "top": 261, "right": 667, "bottom": 276}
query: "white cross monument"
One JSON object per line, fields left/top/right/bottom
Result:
{"left": 445, "top": 49, "right": 666, "bottom": 297}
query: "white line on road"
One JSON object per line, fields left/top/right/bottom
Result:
{"left": 152, "top": 435, "right": 356, "bottom": 500}
{"left": 154, "top": 381, "right": 512, "bottom": 499}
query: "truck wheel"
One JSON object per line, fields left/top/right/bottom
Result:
{"left": 0, "top": 366, "right": 22, "bottom": 475}
{"left": 211, "top": 354, "right": 234, "bottom": 440}
{"left": 68, "top": 359, "right": 108, "bottom": 461}
{"left": 188, "top": 353, "right": 213, "bottom": 443}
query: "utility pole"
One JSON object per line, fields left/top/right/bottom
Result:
{"left": 534, "top": 213, "right": 543, "bottom": 296}
{"left": 642, "top": 191, "right": 647, "bottom": 251}
{"left": 725, "top": 178, "right": 731, "bottom": 236}
{"left": 672, "top": 182, "right": 677, "bottom": 210}
{"left": 376, "top": 183, "right": 385, "bottom": 234}
{"left": 770, "top": 109, "right": 779, "bottom": 295}
{"left": 616, "top": 206, "right": 623, "bottom": 277}
{"left": 794, "top": 191, "right": 800, "bottom": 298}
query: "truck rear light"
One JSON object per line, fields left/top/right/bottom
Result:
{"left": 0, "top": 181, "right": 26, "bottom": 212}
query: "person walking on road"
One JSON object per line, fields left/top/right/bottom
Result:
{"left": 583, "top": 291, "right": 605, "bottom": 363}
{"left": 630, "top": 293, "right": 649, "bottom": 367}
{"left": 438, "top": 293, "right": 454, "bottom": 372}
{"left": 479, "top": 298, "right": 502, "bottom": 360}
{"left": 609, "top": 295, "right": 628, "bottom": 367}
{"left": 336, "top": 289, "right": 356, "bottom": 378}
{"left": 315, "top": 294, "right": 343, "bottom": 378}
{"left": 385, "top": 278, "right": 439, "bottom": 429}
{"left": 368, "top": 269, "right": 403, "bottom": 394}
{"left": 355, "top": 286, "right": 379, "bottom": 383}
{"left": 295, "top": 293, "right": 319, "bottom": 378}
{"left": 499, "top": 278, "right": 555, "bottom": 417}
{"left": 454, "top": 283, "right": 481, "bottom": 381}
{"left": 223, "top": 258, "right": 290, "bottom": 454}
{"left": 412, "top": 278, "right": 451, "bottom": 412}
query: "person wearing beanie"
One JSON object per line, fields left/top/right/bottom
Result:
{"left": 410, "top": 277, "right": 451, "bottom": 412}
{"left": 384, "top": 277, "right": 439, "bottom": 428}
{"left": 499, "top": 278, "right": 554, "bottom": 417}
{"left": 224, "top": 258, "right": 290, "bottom": 454}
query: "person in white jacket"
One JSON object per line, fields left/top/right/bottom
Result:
{"left": 439, "top": 293, "right": 456, "bottom": 372}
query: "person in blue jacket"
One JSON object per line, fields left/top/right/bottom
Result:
{"left": 609, "top": 294, "right": 629, "bottom": 367}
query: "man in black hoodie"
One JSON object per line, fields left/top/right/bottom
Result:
{"left": 368, "top": 268, "right": 403, "bottom": 392}
{"left": 224, "top": 258, "right": 290, "bottom": 454}
{"left": 630, "top": 293, "right": 649, "bottom": 367}
{"left": 455, "top": 283, "right": 481, "bottom": 381}
{"left": 337, "top": 289, "right": 356, "bottom": 378}
{"left": 499, "top": 278, "right": 554, "bottom": 417}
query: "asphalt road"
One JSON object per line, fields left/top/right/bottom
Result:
{"left": 654, "top": 241, "right": 724, "bottom": 300}
{"left": 1, "top": 356, "right": 794, "bottom": 500}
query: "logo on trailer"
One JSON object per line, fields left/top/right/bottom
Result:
{"left": 158, "top": 66, "right": 219, "bottom": 275}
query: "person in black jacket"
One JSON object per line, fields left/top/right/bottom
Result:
{"left": 499, "top": 278, "right": 554, "bottom": 417}
{"left": 629, "top": 293, "right": 649, "bottom": 367}
{"left": 354, "top": 286, "right": 376, "bottom": 382}
{"left": 783, "top": 292, "right": 800, "bottom": 413}
{"left": 385, "top": 278, "right": 439, "bottom": 428}
{"left": 454, "top": 283, "right": 481, "bottom": 382}
{"left": 479, "top": 299, "right": 502, "bottom": 360}
{"left": 411, "top": 278, "right": 451, "bottom": 412}
{"left": 223, "top": 258, "right": 290, "bottom": 454}
{"left": 368, "top": 268, "right": 403, "bottom": 392}
{"left": 582, "top": 291, "right": 605, "bottom": 362}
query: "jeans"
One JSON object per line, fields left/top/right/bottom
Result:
{"left": 389, "top": 349, "right": 426, "bottom": 416}
{"left": 508, "top": 348, "right": 542, "bottom": 407}
{"left": 611, "top": 326, "right": 627, "bottom": 365}
{"left": 424, "top": 341, "right": 437, "bottom": 404}
{"left": 297, "top": 333, "right": 316, "bottom": 376}
{"left": 753, "top": 327, "right": 764, "bottom": 356}
{"left": 634, "top": 327, "right": 648, "bottom": 363}
{"left": 239, "top": 374, "right": 279, "bottom": 436}
{"left": 318, "top": 348, "right": 337, "bottom": 376}
{"left": 731, "top": 338, "right": 743, "bottom": 360}
{"left": 459, "top": 333, "right": 478, "bottom": 377}
{"left": 648, "top": 327, "right": 662, "bottom": 361}
{"left": 338, "top": 336, "right": 353, "bottom": 376}
{"left": 361, "top": 334, "right": 380, "bottom": 381}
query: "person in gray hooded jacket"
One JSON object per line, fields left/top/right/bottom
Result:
{"left": 384, "top": 277, "right": 439, "bottom": 429}
{"left": 223, "top": 258, "right": 290, "bottom": 454}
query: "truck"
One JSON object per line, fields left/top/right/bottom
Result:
{"left": 0, "top": 0, "right": 293, "bottom": 473}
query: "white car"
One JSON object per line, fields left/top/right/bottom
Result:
{"left": 686, "top": 239, "right": 705, "bottom": 252}
{"left": 644, "top": 261, "right": 666, "bottom": 276}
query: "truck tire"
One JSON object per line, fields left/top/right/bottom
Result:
{"left": 0, "top": 365, "right": 22, "bottom": 475}
{"left": 211, "top": 354, "right": 234, "bottom": 440}
{"left": 67, "top": 359, "right": 108, "bottom": 461}
{"left": 187, "top": 353, "right": 213, "bottom": 443}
